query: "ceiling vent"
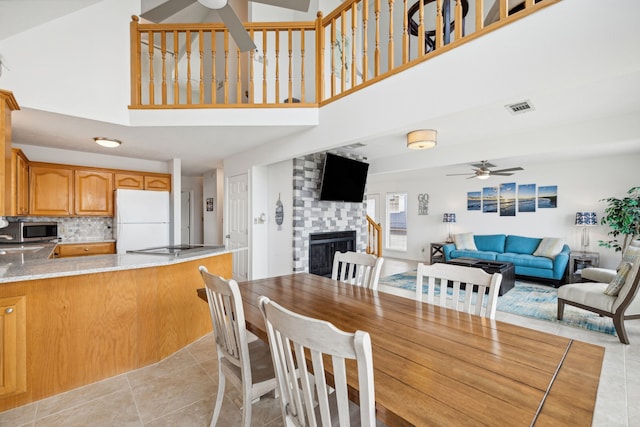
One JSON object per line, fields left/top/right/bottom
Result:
{"left": 505, "top": 100, "right": 534, "bottom": 115}
{"left": 342, "top": 142, "right": 366, "bottom": 150}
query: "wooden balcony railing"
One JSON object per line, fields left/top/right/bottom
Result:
{"left": 130, "top": 0, "right": 558, "bottom": 109}
{"left": 366, "top": 215, "right": 383, "bottom": 257}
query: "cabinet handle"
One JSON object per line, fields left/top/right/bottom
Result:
{"left": 5, "top": 308, "right": 13, "bottom": 314}
{"left": 84, "top": 248, "right": 89, "bottom": 251}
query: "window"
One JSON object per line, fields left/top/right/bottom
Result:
{"left": 386, "top": 193, "right": 407, "bottom": 251}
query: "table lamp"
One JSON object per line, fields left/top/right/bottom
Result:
{"left": 575, "top": 211, "right": 597, "bottom": 251}
{"left": 443, "top": 213, "right": 456, "bottom": 243}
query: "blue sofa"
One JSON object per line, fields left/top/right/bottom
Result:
{"left": 443, "top": 234, "right": 570, "bottom": 284}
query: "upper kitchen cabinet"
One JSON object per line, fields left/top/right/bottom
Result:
{"left": 1, "top": 89, "right": 20, "bottom": 216}
{"left": 29, "top": 164, "right": 74, "bottom": 216}
{"left": 74, "top": 169, "right": 113, "bottom": 216}
{"left": 10, "top": 148, "right": 29, "bottom": 216}
{"left": 115, "top": 172, "right": 171, "bottom": 191}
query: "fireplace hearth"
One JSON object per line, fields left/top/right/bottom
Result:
{"left": 309, "top": 231, "right": 356, "bottom": 277}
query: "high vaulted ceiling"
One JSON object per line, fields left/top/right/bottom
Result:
{"left": 2, "top": 0, "right": 640, "bottom": 176}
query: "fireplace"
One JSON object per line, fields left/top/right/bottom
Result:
{"left": 309, "top": 231, "right": 357, "bottom": 277}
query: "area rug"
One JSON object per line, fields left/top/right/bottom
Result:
{"left": 378, "top": 270, "right": 616, "bottom": 336}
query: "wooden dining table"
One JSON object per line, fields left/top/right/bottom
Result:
{"left": 199, "top": 272, "right": 604, "bottom": 426}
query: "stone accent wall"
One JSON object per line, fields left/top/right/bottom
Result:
{"left": 292, "top": 151, "right": 368, "bottom": 273}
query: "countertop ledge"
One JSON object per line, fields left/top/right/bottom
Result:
{"left": 0, "top": 246, "right": 243, "bottom": 283}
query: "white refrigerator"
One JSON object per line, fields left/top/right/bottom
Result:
{"left": 114, "top": 189, "right": 170, "bottom": 254}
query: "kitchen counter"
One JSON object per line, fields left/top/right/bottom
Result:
{"left": 0, "top": 242, "right": 239, "bottom": 283}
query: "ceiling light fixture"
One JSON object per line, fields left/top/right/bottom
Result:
{"left": 94, "top": 137, "right": 121, "bottom": 148}
{"left": 407, "top": 129, "right": 437, "bottom": 150}
{"left": 477, "top": 170, "right": 491, "bottom": 180}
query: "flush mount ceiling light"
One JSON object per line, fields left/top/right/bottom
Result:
{"left": 93, "top": 137, "right": 121, "bottom": 148}
{"left": 407, "top": 129, "right": 437, "bottom": 150}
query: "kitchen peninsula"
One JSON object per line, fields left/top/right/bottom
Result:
{"left": 0, "top": 245, "right": 235, "bottom": 412}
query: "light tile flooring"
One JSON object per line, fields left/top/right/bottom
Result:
{"left": 2, "top": 258, "right": 639, "bottom": 427}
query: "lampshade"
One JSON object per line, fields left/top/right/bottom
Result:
{"left": 575, "top": 212, "right": 597, "bottom": 226}
{"left": 443, "top": 213, "right": 456, "bottom": 223}
{"left": 407, "top": 129, "right": 437, "bottom": 150}
{"left": 94, "top": 137, "right": 121, "bottom": 148}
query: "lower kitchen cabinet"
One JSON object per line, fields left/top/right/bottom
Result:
{"left": 52, "top": 242, "right": 116, "bottom": 258}
{"left": 0, "top": 296, "right": 27, "bottom": 398}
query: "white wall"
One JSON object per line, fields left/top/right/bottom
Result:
{"left": 367, "top": 152, "right": 640, "bottom": 270}
{"left": 182, "top": 176, "right": 204, "bottom": 245}
{"left": 203, "top": 168, "right": 224, "bottom": 245}
{"left": 267, "top": 159, "right": 294, "bottom": 276}
{"left": 250, "top": 165, "right": 269, "bottom": 279}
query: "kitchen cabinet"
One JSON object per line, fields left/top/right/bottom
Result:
{"left": 74, "top": 170, "right": 113, "bottom": 216}
{"left": 29, "top": 165, "right": 74, "bottom": 216}
{"left": 10, "top": 148, "right": 29, "bottom": 215}
{"left": 52, "top": 242, "right": 116, "bottom": 258}
{"left": 1, "top": 89, "right": 20, "bottom": 216}
{"left": 115, "top": 172, "right": 171, "bottom": 191}
{"left": 0, "top": 296, "right": 27, "bottom": 398}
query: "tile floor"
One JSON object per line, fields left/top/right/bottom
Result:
{"left": 1, "top": 258, "right": 638, "bottom": 427}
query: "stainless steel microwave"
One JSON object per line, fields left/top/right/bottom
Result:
{"left": 1, "top": 221, "right": 58, "bottom": 243}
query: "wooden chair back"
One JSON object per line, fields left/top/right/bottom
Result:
{"left": 258, "top": 296, "right": 377, "bottom": 426}
{"left": 416, "top": 262, "right": 503, "bottom": 319}
{"left": 331, "top": 251, "right": 384, "bottom": 290}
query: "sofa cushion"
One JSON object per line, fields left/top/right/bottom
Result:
{"left": 497, "top": 253, "right": 554, "bottom": 269}
{"left": 474, "top": 234, "right": 506, "bottom": 253}
{"left": 604, "top": 262, "right": 633, "bottom": 296}
{"left": 454, "top": 233, "right": 477, "bottom": 251}
{"left": 533, "top": 237, "right": 566, "bottom": 259}
{"left": 449, "top": 250, "right": 498, "bottom": 261}
{"left": 504, "top": 235, "right": 541, "bottom": 255}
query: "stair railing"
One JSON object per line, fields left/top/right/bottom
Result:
{"left": 366, "top": 215, "right": 382, "bottom": 257}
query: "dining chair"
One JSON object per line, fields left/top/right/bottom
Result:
{"left": 198, "top": 266, "right": 277, "bottom": 427}
{"left": 415, "top": 262, "right": 503, "bottom": 319}
{"left": 331, "top": 251, "right": 384, "bottom": 290}
{"left": 258, "top": 295, "right": 378, "bottom": 426}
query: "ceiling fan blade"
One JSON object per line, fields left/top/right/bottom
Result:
{"left": 251, "top": 0, "right": 311, "bottom": 12}
{"left": 217, "top": 4, "right": 256, "bottom": 52}
{"left": 142, "top": 0, "right": 198, "bottom": 22}
{"left": 446, "top": 173, "right": 476, "bottom": 176}
{"left": 471, "top": 161, "right": 495, "bottom": 169}
{"left": 491, "top": 172, "right": 515, "bottom": 176}
{"left": 490, "top": 167, "right": 524, "bottom": 174}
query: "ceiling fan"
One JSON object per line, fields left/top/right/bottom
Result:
{"left": 446, "top": 160, "right": 524, "bottom": 180}
{"left": 198, "top": 0, "right": 311, "bottom": 52}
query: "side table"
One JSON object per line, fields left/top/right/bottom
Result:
{"left": 568, "top": 251, "right": 600, "bottom": 283}
{"left": 430, "top": 242, "right": 448, "bottom": 264}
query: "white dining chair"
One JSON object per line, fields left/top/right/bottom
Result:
{"left": 331, "top": 251, "right": 384, "bottom": 290}
{"left": 258, "top": 295, "right": 379, "bottom": 426}
{"left": 415, "top": 262, "right": 503, "bottom": 319}
{"left": 199, "top": 266, "right": 277, "bottom": 427}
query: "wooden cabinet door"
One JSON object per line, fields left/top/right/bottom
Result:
{"left": 29, "top": 166, "right": 73, "bottom": 216}
{"left": 74, "top": 170, "right": 113, "bottom": 216}
{"left": 114, "top": 173, "right": 144, "bottom": 190}
{"left": 0, "top": 296, "right": 27, "bottom": 397}
{"left": 10, "top": 149, "right": 29, "bottom": 215}
{"left": 144, "top": 175, "right": 171, "bottom": 191}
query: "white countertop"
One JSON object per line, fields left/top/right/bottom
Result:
{"left": 0, "top": 243, "right": 240, "bottom": 283}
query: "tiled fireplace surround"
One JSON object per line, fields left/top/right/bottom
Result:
{"left": 292, "top": 151, "right": 368, "bottom": 273}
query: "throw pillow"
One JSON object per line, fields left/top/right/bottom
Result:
{"left": 454, "top": 233, "right": 477, "bottom": 251}
{"left": 532, "top": 237, "right": 565, "bottom": 259}
{"left": 604, "top": 262, "right": 633, "bottom": 296}
{"left": 616, "top": 245, "right": 640, "bottom": 271}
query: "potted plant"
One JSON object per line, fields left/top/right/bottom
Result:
{"left": 599, "top": 186, "right": 640, "bottom": 253}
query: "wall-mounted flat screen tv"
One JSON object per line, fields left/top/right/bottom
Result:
{"left": 319, "top": 153, "right": 369, "bottom": 202}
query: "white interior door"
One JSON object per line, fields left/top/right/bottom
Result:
{"left": 228, "top": 173, "right": 249, "bottom": 281}
{"left": 366, "top": 193, "right": 380, "bottom": 222}
{"left": 180, "top": 191, "right": 191, "bottom": 245}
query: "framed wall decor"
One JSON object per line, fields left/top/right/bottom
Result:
{"left": 417, "top": 193, "right": 429, "bottom": 215}
{"left": 499, "top": 182, "right": 516, "bottom": 216}
{"left": 518, "top": 184, "right": 536, "bottom": 212}
{"left": 467, "top": 191, "right": 481, "bottom": 211}
{"left": 482, "top": 187, "right": 498, "bottom": 213}
{"left": 538, "top": 185, "right": 558, "bottom": 208}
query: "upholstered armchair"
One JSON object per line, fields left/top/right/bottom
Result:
{"left": 581, "top": 240, "right": 640, "bottom": 283}
{"left": 558, "top": 258, "right": 640, "bottom": 344}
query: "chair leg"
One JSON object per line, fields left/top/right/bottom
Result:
{"left": 557, "top": 299, "right": 565, "bottom": 320}
{"left": 211, "top": 359, "right": 226, "bottom": 427}
{"left": 613, "top": 312, "right": 630, "bottom": 345}
{"left": 242, "top": 385, "right": 253, "bottom": 427}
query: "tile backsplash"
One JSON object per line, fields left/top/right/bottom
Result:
{"left": 6, "top": 217, "right": 114, "bottom": 242}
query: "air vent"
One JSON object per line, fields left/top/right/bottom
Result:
{"left": 505, "top": 100, "right": 535, "bottom": 115}
{"left": 341, "top": 142, "right": 366, "bottom": 150}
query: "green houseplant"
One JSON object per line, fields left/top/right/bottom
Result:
{"left": 599, "top": 186, "right": 640, "bottom": 253}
